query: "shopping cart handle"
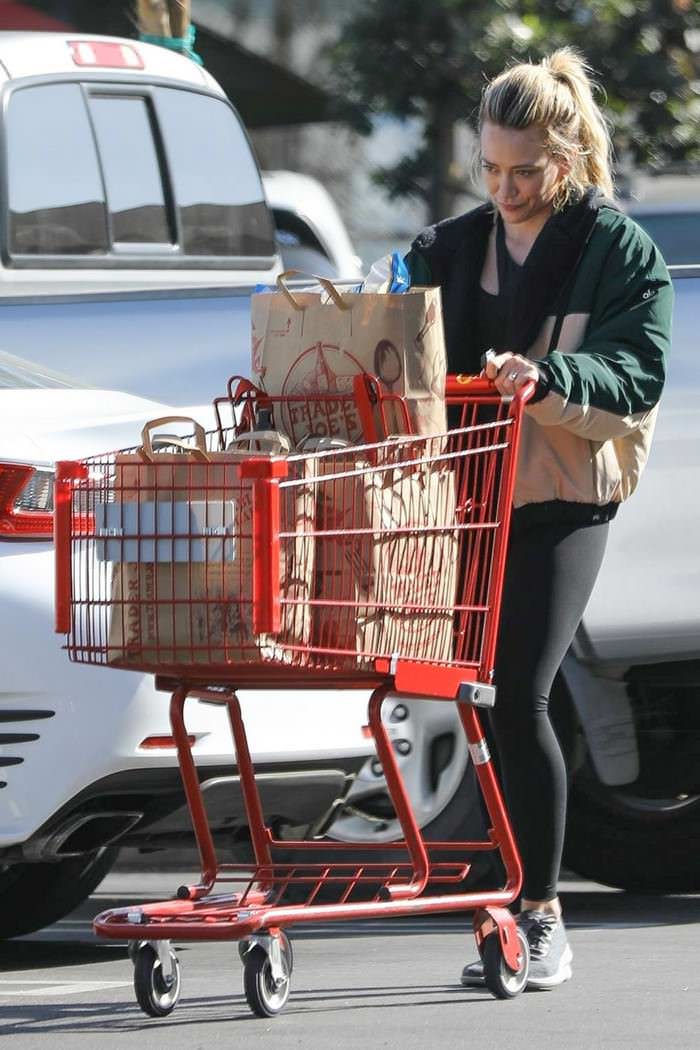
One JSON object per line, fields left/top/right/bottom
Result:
{"left": 514, "top": 379, "right": 536, "bottom": 405}
{"left": 446, "top": 374, "right": 536, "bottom": 406}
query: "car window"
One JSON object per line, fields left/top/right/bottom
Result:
{"left": 155, "top": 88, "right": 275, "bottom": 257}
{"left": 5, "top": 83, "right": 275, "bottom": 266}
{"left": 0, "top": 290, "right": 253, "bottom": 404}
{"left": 631, "top": 212, "right": 700, "bottom": 266}
{"left": 88, "top": 95, "right": 172, "bottom": 248}
{"left": 6, "top": 83, "right": 108, "bottom": 255}
{"left": 272, "top": 207, "right": 338, "bottom": 277}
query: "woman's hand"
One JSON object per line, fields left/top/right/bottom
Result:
{"left": 483, "top": 351, "right": 540, "bottom": 397}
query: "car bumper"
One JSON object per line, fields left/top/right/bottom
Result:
{"left": 0, "top": 545, "right": 373, "bottom": 850}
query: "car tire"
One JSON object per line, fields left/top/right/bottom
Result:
{"left": 551, "top": 674, "right": 700, "bottom": 894}
{"left": 0, "top": 847, "right": 119, "bottom": 939}
{"left": 564, "top": 773, "right": 700, "bottom": 894}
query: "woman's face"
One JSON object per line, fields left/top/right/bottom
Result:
{"left": 480, "top": 121, "right": 568, "bottom": 231}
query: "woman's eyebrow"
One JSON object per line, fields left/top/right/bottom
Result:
{"left": 481, "top": 156, "right": 542, "bottom": 167}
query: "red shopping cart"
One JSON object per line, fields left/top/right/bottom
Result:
{"left": 54, "top": 374, "right": 533, "bottom": 1013}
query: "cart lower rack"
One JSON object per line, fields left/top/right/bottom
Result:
{"left": 54, "top": 375, "right": 533, "bottom": 1012}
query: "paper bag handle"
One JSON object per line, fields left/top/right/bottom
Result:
{"left": 140, "top": 416, "right": 210, "bottom": 462}
{"left": 227, "top": 430, "right": 291, "bottom": 454}
{"left": 276, "top": 269, "right": 351, "bottom": 312}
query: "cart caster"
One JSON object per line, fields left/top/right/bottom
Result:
{"left": 127, "top": 939, "right": 146, "bottom": 963}
{"left": 243, "top": 935, "right": 292, "bottom": 1018}
{"left": 239, "top": 931, "right": 293, "bottom": 972}
{"left": 133, "top": 941, "right": 181, "bottom": 1017}
{"left": 482, "top": 928, "right": 529, "bottom": 1000}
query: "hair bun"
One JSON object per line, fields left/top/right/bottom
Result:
{"left": 544, "top": 47, "right": 589, "bottom": 85}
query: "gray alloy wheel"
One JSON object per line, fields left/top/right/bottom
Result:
{"left": 328, "top": 697, "right": 472, "bottom": 844}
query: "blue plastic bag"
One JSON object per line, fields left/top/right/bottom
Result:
{"left": 361, "top": 251, "right": 410, "bottom": 294}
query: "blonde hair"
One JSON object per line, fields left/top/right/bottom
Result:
{"left": 479, "top": 47, "right": 614, "bottom": 205}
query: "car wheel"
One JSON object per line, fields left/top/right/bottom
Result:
{"left": 553, "top": 674, "right": 700, "bottom": 894}
{"left": 326, "top": 697, "right": 492, "bottom": 886}
{"left": 565, "top": 773, "right": 700, "bottom": 893}
{"left": 0, "top": 847, "right": 119, "bottom": 939}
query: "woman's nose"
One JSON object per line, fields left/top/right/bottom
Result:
{"left": 501, "top": 173, "right": 516, "bottom": 199}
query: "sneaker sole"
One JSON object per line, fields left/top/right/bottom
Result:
{"left": 526, "top": 945, "right": 573, "bottom": 990}
{"left": 460, "top": 971, "right": 485, "bottom": 987}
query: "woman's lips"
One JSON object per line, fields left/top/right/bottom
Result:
{"left": 497, "top": 201, "right": 522, "bottom": 212}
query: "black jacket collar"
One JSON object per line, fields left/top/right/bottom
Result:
{"left": 411, "top": 188, "right": 610, "bottom": 372}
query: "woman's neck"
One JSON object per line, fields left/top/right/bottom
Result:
{"left": 502, "top": 207, "right": 554, "bottom": 265}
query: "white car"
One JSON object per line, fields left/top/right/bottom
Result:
{"left": 0, "top": 30, "right": 373, "bottom": 938}
{"left": 262, "top": 170, "right": 364, "bottom": 281}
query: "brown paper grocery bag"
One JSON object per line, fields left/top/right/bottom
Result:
{"left": 301, "top": 439, "right": 379, "bottom": 659}
{"left": 364, "top": 454, "right": 457, "bottom": 664}
{"left": 302, "top": 436, "right": 457, "bottom": 667}
{"left": 103, "top": 418, "right": 314, "bottom": 667}
{"left": 251, "top": 274, "right": 447, "bottom": 442}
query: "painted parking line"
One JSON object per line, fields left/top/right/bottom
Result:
{"left": 0, "top": 979, "right": 131, "bottom": 997}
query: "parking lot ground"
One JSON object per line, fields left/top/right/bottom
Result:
{"left": 0, "top": 869, "right": 698, "bottom": 1050}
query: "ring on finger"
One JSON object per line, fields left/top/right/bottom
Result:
{"left": 508, "top": 370, "right": 519, "bottom": 381}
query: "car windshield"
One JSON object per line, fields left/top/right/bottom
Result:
{"left": 0, "top": 349, "right": 89, "bottom": 389}
{"left": 631, "top": 211, "right": 700, "bottom": 266}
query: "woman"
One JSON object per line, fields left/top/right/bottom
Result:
{"left": 406, "top": 48, "right": 672, "bottom": 989}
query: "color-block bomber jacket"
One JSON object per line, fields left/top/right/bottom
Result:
{"left": 406, "top": 194, "right": 673, "bottom": 513}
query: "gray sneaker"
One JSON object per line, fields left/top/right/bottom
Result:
{"left": 518, "top": 910, "right": 573, "bottom": 990}
{"left": 459, "top": 958, "right": 484, "bottom": 986}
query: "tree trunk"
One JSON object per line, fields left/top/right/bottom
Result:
{"left": 427, "top": 101, "right": 457, "bottom": 224}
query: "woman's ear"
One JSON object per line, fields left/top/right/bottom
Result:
{"left": 553, "top": 153, "right": 573, "bottom": 182}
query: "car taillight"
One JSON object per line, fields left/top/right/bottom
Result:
{"left": 0, "top": 463, "right": 54, "bottom": 539}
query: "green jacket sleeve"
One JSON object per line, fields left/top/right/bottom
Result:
{"left": 528, "top": 220, "right": 672, "bottom": 441}
{"left": 404, "top": 248, "right": 433, "bottom": 287}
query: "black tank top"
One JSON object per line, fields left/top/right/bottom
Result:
{"left": 475, "top": 217, "right": 523, "bottom": 357}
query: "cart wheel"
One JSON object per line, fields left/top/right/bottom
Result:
{"left": 243, "top": 943, "right": 291, "bottom": 1018}
{"left": 133, "top": 943, "right": 181, "bottom": 1017}
{"left": 239, "top": 932, "right": 293, "bottom": 973}
{"left": 127, "top": 939, "right": 147, "bottom": 963}
{"left": 482, "top": 928, "right": 529, "bottom": 1000}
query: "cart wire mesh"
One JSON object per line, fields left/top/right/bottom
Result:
{"left": 57, "top": 380, "right": 520, "bottom": 685}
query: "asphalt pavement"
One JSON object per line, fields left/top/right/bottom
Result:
{"left": 0, "top": 865, "right": 698, "bottom": 1050}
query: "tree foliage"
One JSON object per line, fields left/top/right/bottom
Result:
{"left": 328, "top": 0, "right": 700, "bottom": 219}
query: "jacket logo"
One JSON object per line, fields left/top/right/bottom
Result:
{"left": 642, "top": 288, "right": 655, "bottom": 301}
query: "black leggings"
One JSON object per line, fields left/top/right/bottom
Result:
{"left": 489, "top": 517, "right": 609, "bottom": 902}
